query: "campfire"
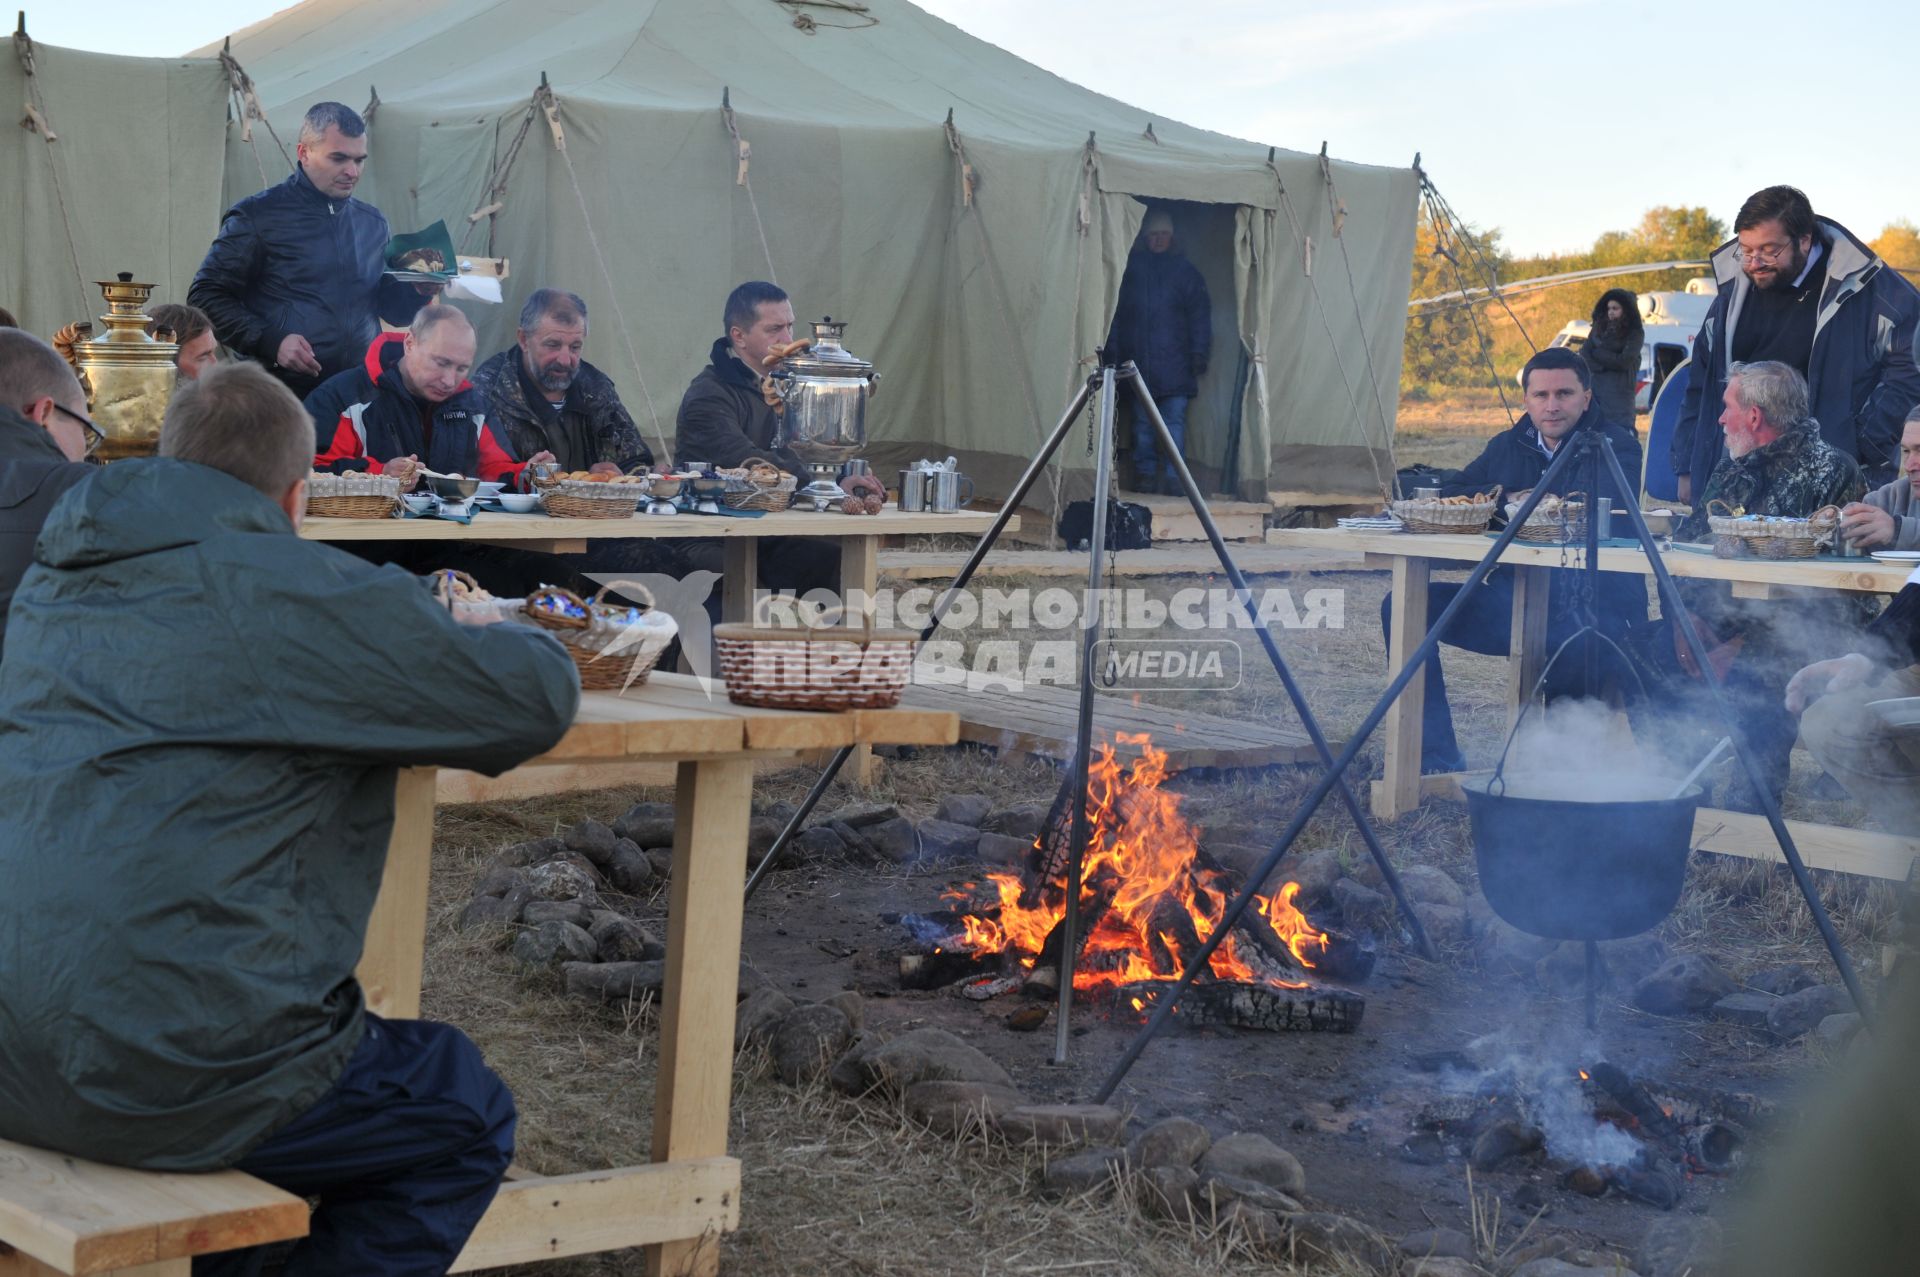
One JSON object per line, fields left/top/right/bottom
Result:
{"left": 900, "top": 733, "right": 1370, "bottom": 1031}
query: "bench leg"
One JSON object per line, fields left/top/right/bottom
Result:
{"left": 647, "top": 758, "right": 754, "bottom": 1277}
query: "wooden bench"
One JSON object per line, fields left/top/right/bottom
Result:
{"left": 0, "top": 1139, "right": 308, "bottom": 1275}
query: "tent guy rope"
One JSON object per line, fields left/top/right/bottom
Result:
{"left": 721, "top": 88, "right": 780, "bottom": 288}
{"left": 13, "top": 14, "right": 88, "bottom": 319}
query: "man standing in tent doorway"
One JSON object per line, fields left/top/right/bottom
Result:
{"left": 1107, "top": 208, "right": 1212, "bottom": 495}
{"left": 189, "top": 102, "right": 434, "bottom": 400}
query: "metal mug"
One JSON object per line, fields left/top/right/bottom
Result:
{"left": 1592, "top": 497, "right": 1613, "bottom": 540}
{"left": 841, "top": 459, "right": 872, "bottom": 481}
{"left": 898, "top": 468, "right": 929, "bottom": 512}
{"left": 1413, "top": 486, "right": 1442, "bottom": 500}
{"left": 926, "top": 470, "right": 975, "bottom": 512}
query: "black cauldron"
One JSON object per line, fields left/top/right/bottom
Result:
{"left": 1462, "top": 774, "right": 1703, "bottom": 940}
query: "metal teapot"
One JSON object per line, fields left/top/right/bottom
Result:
{"left": 772, "top": 317, "right": 879, "bottom": 510}
{"left": 66, "top": 274, "right": 178, "bottom": 461}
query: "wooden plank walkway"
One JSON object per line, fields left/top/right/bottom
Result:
{"left": 898, "top": 675, "right": 1320, "bottom": 772}
{"left": 878, "top": 541, "right": 1370, "bottom": 581}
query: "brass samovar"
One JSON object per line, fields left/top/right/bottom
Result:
{"left": 59, "top": 274, "right": 178, "bottom": 461}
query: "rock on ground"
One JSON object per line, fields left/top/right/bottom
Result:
{"left": 1398, "top": 1228, "right": 1475, "bottom": 1261}
{"left": 733, "top": 987, "right": 796, "bottom": 1051}
{"left": 975, "top": 832, "right": 1032, "bottom": 868}
{"left": 1332, "top": 878, "right": 1390, "bottom": 933}
{"left": 1401, "top": 1259, "right": 1488, "bottom": 1277}
{"left": 1420, "top": 904, "right": 1471, "bottom": 946}
{"left": 902, "top": 1080, "right": 1028, "bottom": 1137}
{"left": 522, "top": 900, "right": 595, "bottom": 929}
{"left": 823, "top": 990, "right": 864, "bottom": 1031}
{"left": 995, "top": 1104, "right": 1126, "bottom": 1147}
{"left": 824, "top": 801, "right": 900, "bottom": 830}
{"left": 607, "top": 843, "right": 656, "bottom": 895}
{"left": 1191, "top": 1172, "right": 1301, "bottom": 1216}
{"left": 525, "top": 860, "right": 602, "bottom": 905}
{"left": 1195, "top": 1131, "right": 1307, "bottom": 1196}
{"left": 1636, "top": 1216, "right": 1722, "bottom": 1277}
{"left": 792, "top": 826, "right": 846, "bottom": 860}
{"left": 770, "top": 1004, "right": 854, "bottom": 1085}
{"left": 1039, "top": 1146, "right": 1123, "bottom": 1197}
{"left": 915, "top": 818, "right": 982, "bottom": 863}
{"left": 1632, "top": 953, "right": 1737, "bottom": 1015}
{"left": 1286, "top": 1213, "right": 1396, "bottom": 1271}
{"left": 982, "top": 801, "right": 1048, "bottom": 841}
{"left": 1509, "top": 1261, "right": 1614, "bottom": 1277}
{"left": 588, "top": 913, "right": 663, "bottom": 963}
{"left": 1135, "top": 1164, "right": 1199, "bottom": 1221}
{"left": 935, "top": 793, "right": 993, "bottom": 827}
{"left": 512, "top": 921, "right": 597, "bottom": 969}
{"left": 563, "top": 959, "right": 665, "bottom": 1003}
{"left": 863, "top": 817, "right": 919, "bottom": 864}
{"left": 1127, "top": 1116, "right": 1211, "bottom": 1170}
{"left": 563, "top": 818, "right": 618, "bottom": 867}
{"left": 1745, "top": 962, "right": 1816, "bottom": 996}
{"left": 837, "top": 1027, "right": 1015, "bottom": 1096}
{"left": 1399, "top": 864, "right": 1465, "bottom": 908}
{"left": 459, "top": 894, "right": 522, "bottom": 931}
{"left": 1282, "top": 848, "right": 1346, "bottom": 904}
{"left": 613, "top": 801, "right": 675, "bottom": 848}
{"left": 1816, "top": 1011, "right": 1864, "bottom": 1049}
{"left": 1767, "top": 983, "right": 1853, "bottom": 1038}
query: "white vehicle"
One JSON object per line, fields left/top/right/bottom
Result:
{"left": 1525, "top": 279, "right": 1713, "bottom": 413}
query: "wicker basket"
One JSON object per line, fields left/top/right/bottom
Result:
{"left": 1706, "top": 500, "right": 1837, "bottom": 559}
{"left": 1510, "top": 494, "right": 1587, "bottom": 545}
{"left": 721, "top": 473, "right": 797, "bottom": 512}
{"left": 522, "top": 581, "right": 678, "bottom": 690}
{"left": 542, "top": 478, "right": 646, "bottom": 520}
{"left": 712, "top": 612, "right": 916, "bottom": 710}
{"left": 1388, "top": 489, "right": 1500, "bottom": 535}
{"left": 431, "top": 569, "right": 520, "bottom": 625}
{"left": 307, "top": 471, "right": 402, "bottom": 519}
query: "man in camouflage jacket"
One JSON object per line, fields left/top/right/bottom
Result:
{"left": 1644, "top": 362, "right": 1867, "bottom": 808}
{"left": 470, "top": 288, "right": 653, "bottom": 475}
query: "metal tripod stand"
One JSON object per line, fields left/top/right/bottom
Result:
{"left": 744, "top": 358, "right": 1439, "bottom": 1065}
{"left": 1090, "top": 415, "right": 1870, "bottom": 1104}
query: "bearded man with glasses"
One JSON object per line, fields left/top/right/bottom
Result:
{"left": 1674, "top": 185, "right": 1920, "bottom": 497}
{"left": 0, "top": 328, "right": 96, "bottom": 659}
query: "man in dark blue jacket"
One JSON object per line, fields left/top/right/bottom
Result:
{"left": 0, "top": 330, "right": 96, "bottom": 660}
{"left": 1674, "top": 186, "right": 1920, "bottom": 495}
{"left": 189, "top": 102, "right": 430, "bottom": 399}
{"left": 1106, "top": 209, "right": 1212, "bottom": 494}
{"left": 1381, "top": 347, "right": 1645, "bottom": 773}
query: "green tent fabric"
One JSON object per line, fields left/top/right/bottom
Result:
{"left": 0, "top": 36, "right": 231, "bottom": 343}
{"left": 194, "top": 0, "right": 1416, "bottom": 505}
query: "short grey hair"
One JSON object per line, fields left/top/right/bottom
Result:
{"left": 518, "top": 288, "right": 588, "bottom": 332}
{"left": 410, "top": 302, "right": 471, "bottom": 342}
{"left": 160, "top": 363, "right": 313, "bottom": 500}
{"left": 0, "top": 329, "right": 84, "bottom": 415}
{"left": 298, "top": 101, "right": 366, "bottom": 148}
{"left": 1727, "top": 360, "right": 1809, "bottom": 432}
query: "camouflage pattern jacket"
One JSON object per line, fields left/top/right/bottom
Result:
{"left": 1676, "top": 416, "right": 1868, "bottom": 651}
{"left": 470, "top": 347, "right": 653, "bottom": 473}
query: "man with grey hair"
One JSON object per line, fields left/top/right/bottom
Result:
{"left": 470, "top": 287, "right": 652, "bottom": 474}
{"left": 0, "top": 360, "right": 580, "bottom": 1274}
{"left": 0, "top": 328, "right": 96, "bottom": 658}
{"left": 189, "top": 101, "right": 432, "bottom": 398}
{"left": 1644, "top": 361, "right": 1867, "bottom": 808}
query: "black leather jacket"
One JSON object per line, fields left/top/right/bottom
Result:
{"left": 188, "top": 167, "right": 423, "bottom": 398}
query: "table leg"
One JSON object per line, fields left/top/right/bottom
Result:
{"left": 355, "top": 767, "right": 438, "bottom": 1020}
{"left": 839, "top": 534, "right": 880, "bottom": 788}
{"left": 648, "top": 758, "right": 754, "bottom": 1277}
{"left": 721, "top": 540, "right": 758, "bottom": 625}
{"left": 1375, "top": 557, "right": 1430, "bottom": 821}
{"left": 1508, "top": 565, "right": 1551, "bottom": 732}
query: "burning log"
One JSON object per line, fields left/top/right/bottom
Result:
{"left": 1684, "top": 1121, "right": 1745, "bottom": 1173}
{"left": 898, "top": 949, "right": 1002, "bottom": 990}
{"left": 1122, "top": 980, "right": 1366, "bottom": 1033}
{"left": 1608, "top": 1162, "right": 1683, "bottom": 1210}
{"left": 1234, "top": 906, "right": 1376, "bottom": 985}
{"left": 1021, "top": 883, "right": 1118, "bottom": 996}
{"left": 1146, "top": 894, "right": 1205, "bottom": 973}
{"left": 1587, "top": 1062, "right": 1682, "bottom": 1143}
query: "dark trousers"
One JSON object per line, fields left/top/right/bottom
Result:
{"left": 1380, "top": 570, "right": 1626, "bottom": 770}
{"left": 194, "top": 1015, "right": 515, "bottom": 1277}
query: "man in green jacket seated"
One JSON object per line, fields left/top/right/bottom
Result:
{"left": 0, "top": 363, "right": 581, "bottom": 1276}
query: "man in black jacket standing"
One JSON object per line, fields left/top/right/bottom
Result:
{"left": 1673, "top": 186, "right": 1920, "bottom": 495}
{"left": 1380, "top": 348, "right": 1644, "bottom": 772}
{"left": 0, "top": 329, "right": 96, "bottom": 660}
{"left": 189, "top": 102, "right": 430, "bottom": 399}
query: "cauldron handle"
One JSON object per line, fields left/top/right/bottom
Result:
{"left": 1487, "top": 623, "right": 1649, "bottom": 797}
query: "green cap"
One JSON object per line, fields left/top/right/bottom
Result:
{"left": 383, "top": 220, "right": 457, "bottom": 280}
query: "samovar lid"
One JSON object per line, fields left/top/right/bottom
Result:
{"left": 785, "top": 316, "right": 873, "bottom": 377}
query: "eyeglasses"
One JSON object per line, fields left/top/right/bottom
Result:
{"left": 1734, "top": 240, "right": 1794, "bottom": 267}
{"left": 51, "top": 403, "right": 105, "bottom": 458}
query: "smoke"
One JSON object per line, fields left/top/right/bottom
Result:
{"left": 1489, "top": 697, "right": 1695, "bottom": 802}
{"left": 1442, "top": 1028, "right": 1644, "bottom": 1170}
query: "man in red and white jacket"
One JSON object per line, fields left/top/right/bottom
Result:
{"left": 310, "top": 304, "right": 550, "bottom": 490}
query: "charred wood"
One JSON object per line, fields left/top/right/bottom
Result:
{"left": 1588, "top": 1062, "right": 1682, "bottom": 1143}
{"left": 1121, "top": 980, "right": 1365, "bottom": 1033}
{"left": 899, "top": 949, "right": 1002, "bottom": 990}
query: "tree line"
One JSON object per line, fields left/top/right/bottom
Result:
{"left": 1403, "top": 208, "right": 1920, "bottom": 400}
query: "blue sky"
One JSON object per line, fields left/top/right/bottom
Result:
{"left": 34, "top": 0, "right": 1916, "bottom": 256}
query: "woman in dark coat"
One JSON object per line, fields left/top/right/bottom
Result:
{"left": 1581, "top": 287, "right": 1644, "bottom": 429}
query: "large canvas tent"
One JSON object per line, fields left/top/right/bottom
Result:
{"left": 7, "top": 1, "right": 1418, "bottom": 505}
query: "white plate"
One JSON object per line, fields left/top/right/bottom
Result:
{"left": 1868, "top": 697, "right": 1920, "bottom": 730}
{"left": 476, "top": 481, "right": 506, "bottom": 498}
{"left": 1869, "top": 551, "right": 1920, "bottom": 563}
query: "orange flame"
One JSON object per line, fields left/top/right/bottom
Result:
{"left": 939, "top": 732, "right": 1326, "bottom": 995}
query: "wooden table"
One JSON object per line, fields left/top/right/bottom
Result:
{"left": 301, "top": 504, "right": 1007, "bottom": 623}
{"left": 354, "top": 674, "right": 958, "bottom": 1276}
{"left": 305, "top": 504, "right": 1006, "bottom": 793}
{"left": 1269, "top": 528, "right": 1920, "bottom": 881}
